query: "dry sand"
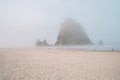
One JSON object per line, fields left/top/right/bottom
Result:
{"left": 0, "top": 48, "right": 120, "bottom": 80}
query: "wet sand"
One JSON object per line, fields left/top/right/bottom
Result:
{"left": 0, "top": 48, "right": 120, "bottom": 80}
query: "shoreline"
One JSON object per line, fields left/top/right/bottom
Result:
{"left": 0, "top": 47, "right": 120, "bottom": 52}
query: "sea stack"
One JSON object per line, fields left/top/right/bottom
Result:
{"left": 55, "top": 19, "right": 93, "bottom": 45}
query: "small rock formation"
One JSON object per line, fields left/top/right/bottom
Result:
{"left": 36, "top": 39, "right": 49, "bottom": 46}
{"left": 98, "top": 40, "right": 103, "bottom": 45}
{"left": 55, "top": 19, "right": 93, "bottom": 45}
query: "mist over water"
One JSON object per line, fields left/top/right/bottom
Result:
{"left": 0, "top": 0, "right": 120, "bottom": 48}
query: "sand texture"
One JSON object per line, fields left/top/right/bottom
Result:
{"left": 0, "top": 48, "right": 120, "bottom": 80}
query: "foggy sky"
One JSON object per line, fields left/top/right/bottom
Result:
{"left": 0, "top": 0, "right": 120, "bottom": 47}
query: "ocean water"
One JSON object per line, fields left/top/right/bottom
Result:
{"left": 1, "top": 45, "right": 120, "bottom": 52}
{"left": 49, "top": 45, "right": 120, "bottom": 52}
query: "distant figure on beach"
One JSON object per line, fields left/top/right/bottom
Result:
{"left": 93, "top": 48, "right": 95, "bottom": 51}
{"left": 112, "top": 49, "right": 114, "bottom": 52}
{"left": 99, "top": 40, "right": 104, "bottom": 45}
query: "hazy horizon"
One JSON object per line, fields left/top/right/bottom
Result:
{"left": 0, "top": 0, "right": 120, "bottom": 48}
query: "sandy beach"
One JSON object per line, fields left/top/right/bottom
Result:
{"left": 0, "top": 48, "right": 120, "bottom": 80}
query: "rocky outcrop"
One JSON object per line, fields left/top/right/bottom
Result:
{"left": 55, "top": 19, "right": 93, "bottom": 45}
{"left": 36, "top": 39, "right": 49, "bottom": 46}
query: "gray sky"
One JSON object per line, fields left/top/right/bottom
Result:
{"left": 0, "top": 0, "right": 120, "bottom": 47}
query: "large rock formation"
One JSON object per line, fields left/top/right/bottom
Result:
{"left": 55, "top": 19, "right": 93, "bottom": 45}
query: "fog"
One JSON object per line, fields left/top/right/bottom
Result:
{"left": 0, "top": 0, "right": 120, "bottom": 48}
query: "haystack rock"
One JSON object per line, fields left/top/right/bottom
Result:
{"left": 55, "top": 19, "right": 93, "bottom": 45}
